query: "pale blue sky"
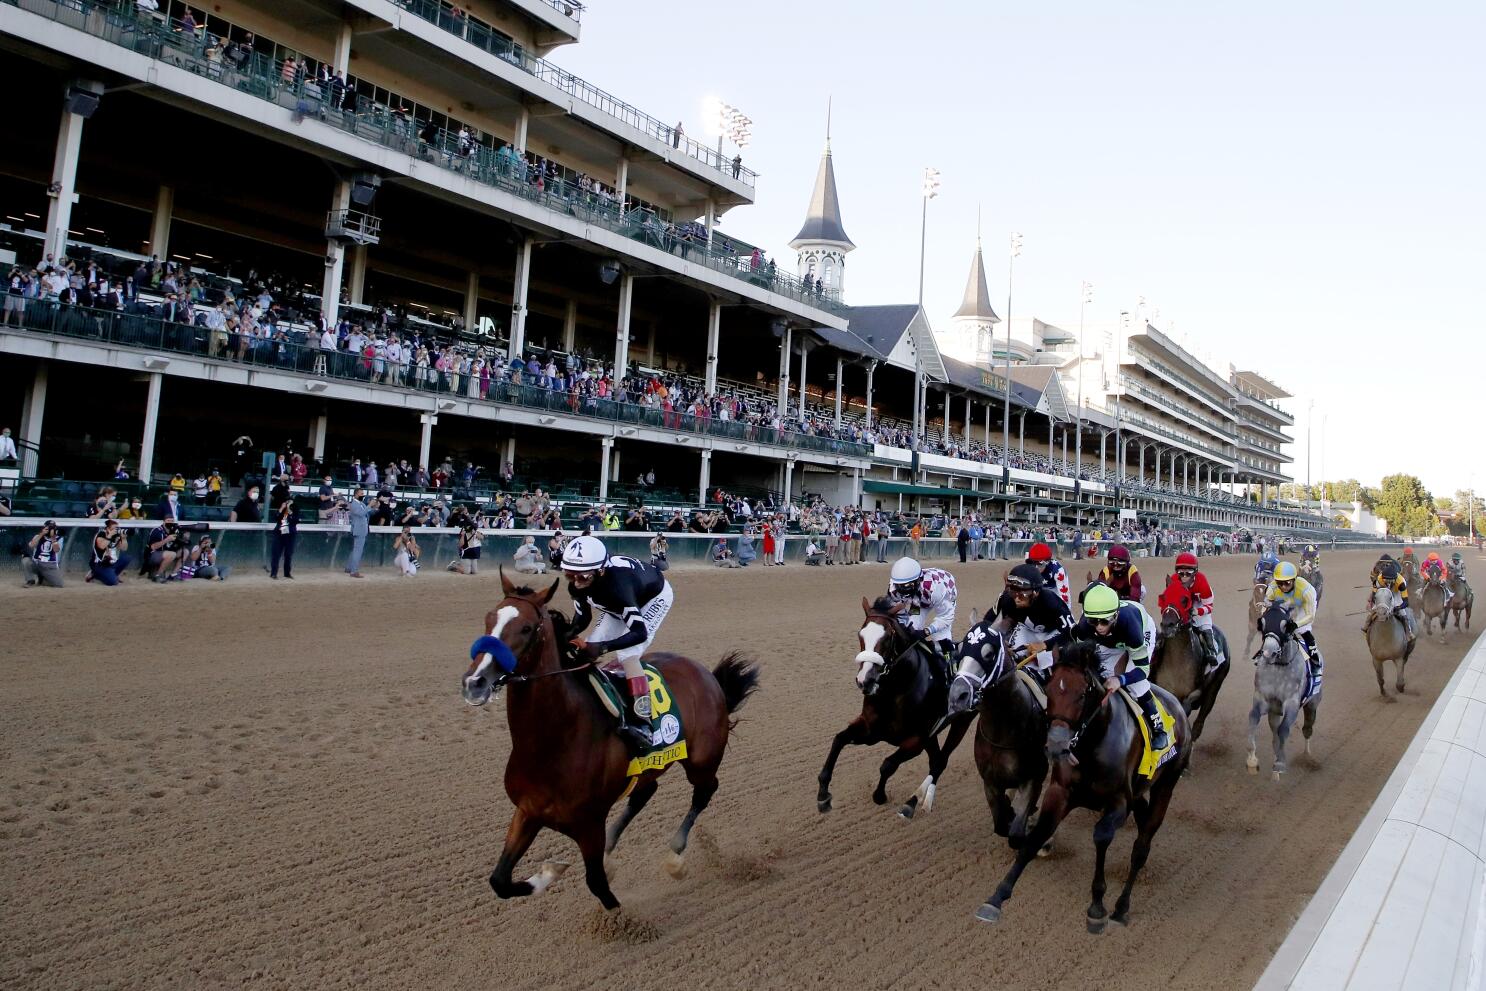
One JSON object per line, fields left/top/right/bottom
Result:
{"left": 561, "top": 1, "right": 1485, "bottom": 498}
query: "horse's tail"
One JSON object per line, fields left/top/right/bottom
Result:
{"left": 712, "top": 652, "right": 761, "bottom": 723}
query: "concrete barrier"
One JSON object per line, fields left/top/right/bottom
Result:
{"left": 1255, "top": 627, "right": 1486, "bottom": 991}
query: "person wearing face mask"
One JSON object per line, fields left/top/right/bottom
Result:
{"left": 230, "top": 484, "right": 262, "bottom": 523}
{"left": 118, "top": 496, "right": 148, "bottom": 520}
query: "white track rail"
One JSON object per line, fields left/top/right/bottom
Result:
{"left": 1256, "top": 628, "right": 1486, "bottom": 990}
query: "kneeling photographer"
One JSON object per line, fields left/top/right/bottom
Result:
{"left": 144, "top": 515, "right": 208, "bottom": 583}
{"left": 21, "top": 520, "right": 65, "bottom": 588}
{"left": 88, "top": 518, "right": 132, "bottom": 585}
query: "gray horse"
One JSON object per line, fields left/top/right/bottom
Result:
{"left": 1364, "top": 587, "right": 1415, "bottom": 697}
{"left": 1419, "top": 576, "right": 1449, "bottom": 638}
{"left": 1246, "top": 601, "right": 1320, "bottom": 781}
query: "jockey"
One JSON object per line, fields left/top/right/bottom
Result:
{"left": 1364, "top": 553, "right": 1415, "bottom": 641}
{"left": 1254, "top": 551, "right": 1279, "bottom": 587}
{"left": 1400, "top": 546, "right": 1417, "bottom": 575}
{"left": 887, "top": 557, "right": 958, "bottom": 677}
{"left": 1301, "top": 543, "right": 1320, "bottom": 565}
{"left": 1266, "top": 561, "right": 1324, "bottom": 690}
{"left": 1422, "top": 551, "right": 1452, "bottom": 604}
{"left": 1026, "top": 541, "right": 1072, "bottom": 606}
{"left": 1097, "top": 543, "right": 1144, "bottom": 603}
{"left": 1169, "top": 551, "right": 1225, "bottom": 666}
{"left": 1072, "top": 585, "right": 1169, "bottom": 750}
{"left": 1449, "top": 552, "right": 1469, "bottom": 587}
{"left": 952, "top": 563, "right": 1074, "bottom": 706}
{"left": 562, "top": 534, "right": 674, "bottom": 755}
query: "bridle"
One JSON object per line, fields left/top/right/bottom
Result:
{"left": 860, "top": 610, "right": 928, "bottom": 691}
{"left": 467, "top": 600, "right": 596, "bottom": 701}
{"left": 1044, "top": 661, "right": 1116, "bottom": 764}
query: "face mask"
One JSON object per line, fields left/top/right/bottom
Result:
{"left": 248, "top": 491, "right": 260, "bottom": 500}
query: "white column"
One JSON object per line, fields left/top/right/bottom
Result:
{"left": 562, "top": 299, "right": 578, "bottom": 353}
{"left": 18, "top": 363, "right": 47, "bottom": 478}
{"left": 611, "top": 443, "right": 622, "bottom": 482}
{"left": 347, "top": 243, "right": 368, "bottom": 306}
{"left": 646, "top": 324, "right": 657, "bottom": 366}
{"left": 941, "top": 389, "right": 950, "bottom": 443}
{"left": 614, "top": 272, "right": 634, "bottom": 381}
{"left": 834, "top": 356, "right": 844, "bottom": 431}
{"left": 797, "top": 344, "right": 810, "bottom": 424}
{"left": 332, "top": 21, "right": 353, "bottom": 74}
{"left": 312, "top": 413, "right": 329, "bottom": 463}
{"left": 149, "top": 185, "right": 173, "bottom": 261}
{"left": 503, "top": 437, "right": 516, "bottom": 473}
{"left": 138, "top": 372, "right": 164, "bottom": 484}
{"left": 514, "top": 105, "right": 530, "bottom": 155}
{"left": 852, "top": 466, "right": 862, "bottom": 507}
{"left": 508, "top": 238, "right": 532, "bottom": 359}
{"left": 703, "top": 198, "right": 716, "bottom": 242}
{"left": 321, "top": 179, "right": 352, "bottom": 327}
{"left": 599, "top": 437, "right": 613, "bottom": 501}
{"left": 704, "top": 301, "right": 722, "bottom": 394}
{"left": 1018, "top": 413, "right": 1025, "bottom": 456}
{"left": 776, "top": 326, "right": 792, "bottom": 418}
{"left": 418, "top": 413, "right": 435, "bottom": 471}
{"left": 698, "top": 450, "right": 711, "bottom": 506}
{"left": 782, "top": 458, "right": 794, "bottom": 505}
{"left": 984, "top": 402, "right": 991, "bottom": 446}
{"left": 963, "top": 396, "right": 972, "bottom": 447}
{"left": 615, "top": 154, "right": 629, "bottom": 209}
{"left": 1100, "top": 432, "right": 1107, "bottom": 473}
{"left": 463, "top": 270, "right": 479, "bottom": 332}
{"left": 865, "top": 361, "right": 876, "bottom": 431}
{"left": 43, "top": 105, "right": 86, "bottom": 262}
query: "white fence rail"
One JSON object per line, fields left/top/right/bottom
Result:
{"left": 1256, "top": 628, "right": 1486, "bottom": 990}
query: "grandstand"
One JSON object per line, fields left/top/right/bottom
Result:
{"left": 0, "top": 0, "right": 1326, "bottom": 533}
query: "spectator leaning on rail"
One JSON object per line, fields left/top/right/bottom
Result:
{"left": 86, "top": 518, "right": 132, "bottom": 585}
{"left": 21, "top": 520, "right": 65, "bottom": 587}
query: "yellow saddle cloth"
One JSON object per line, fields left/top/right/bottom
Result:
{"left": 588, "top": 664, "right": 689, "bottom": 776}
{"left": 1119, "top": 689, "right": 1177, "bottom": 777}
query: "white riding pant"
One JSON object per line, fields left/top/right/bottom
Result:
{"left": 590, "top": 581, "right": 674, "bottom": 679}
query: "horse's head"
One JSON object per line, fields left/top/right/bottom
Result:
{"left": 1043, "top": 642, "right": 1104, "bottom": 764}
{"left": 1158, "top": 577, "right": 1193, "bottom": 633}
{"left": 953, "top": 608, "right": 1007, "bottom": 684}
{"left": 1369, "top": 586, "right": 1395, "bottom": 619}
{"left": 462, "top": 569, "right": 561, "bottom": 706}
{"left": 1258, "top": 601, "right": 1296, "bottom": 663}
{"left": 856, "top": 596, "right": 909, "bottom": 695}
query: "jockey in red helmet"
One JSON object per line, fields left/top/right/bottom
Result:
{"left": 1025, "top": 541, "right": 1071, "bottom": 606}
{"left": 1163, "top": 551, "right": 1225, "bottom": 667}
{"left": 1097, "top": 543, "right": 1145, "bottom": 603}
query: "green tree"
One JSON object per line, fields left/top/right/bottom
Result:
{"left": 1374, "top": 473, "right": 1443, "bottom": 537}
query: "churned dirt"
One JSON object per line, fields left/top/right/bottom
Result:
{"left": 1, "top": 548, "right": 1479, "bottom": 991}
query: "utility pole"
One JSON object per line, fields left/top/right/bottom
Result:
{"left": 1002, "top": 231, "right": 1022, "bottom": 523}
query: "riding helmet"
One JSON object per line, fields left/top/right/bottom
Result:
{"left": 1026, "top": 542, "right": 1053, "bottom": 562}
{"left": 1273, "top": 562, "right": 1298, "bottom": 582}
{"left": 1006, "top": 563, "right": 1043, "bottom": 591}
{"left": 1175, "top": 551, "right": 1198, "bottom": 569}
{"left": 561, "top": 534, "right": 609, "bottom": 572}
{"left": 1108, "top": 544, "right": 1131, "bottom": 564}
{"left": 890, "top": 557, "right": 923, "bottom": 587}
{"left": 1083, "top": 584, "right": 1120, "bottom": 620}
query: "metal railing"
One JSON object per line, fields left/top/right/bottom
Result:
{"left": 1, "top": 298, "right": 872, "bottom": 457}
{"left": 4, "top": 0, "right": 838, "bottom": 310}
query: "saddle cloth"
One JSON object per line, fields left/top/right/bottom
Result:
{"left": 588, "top": 663, "right": 688, "bottom": 776}
{"left": 1118, "top": 689, "right": 1177, "bottom": 778}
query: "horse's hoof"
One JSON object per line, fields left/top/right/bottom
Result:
{"left": 976, "top": 902, "right": 1002, "bottom": 924}
{"left": 816, "top": 797, "right": 832, "bottom": 814}
{"left": 871, "top": 791, "right": 887, "bottom": 806}
{"left": 898, "top": 803, "right": 916, "bottom": 821}
{"left": 664, "top": 851, "right": 686, "bottom": 879}
{"left": 1036, "top": 839, "right": 1054, "bottom": 859}
{"left": 1246, "top": 756, "right": 1258, "bottom": 774}
{"left": 1087, "top": 916, "right": 1108, "bottom": 935}
{"left": 1272, "top": 770, "right": 1283, "bottom": 782}
{"left": 527, "top": 860, "right": 569, "bottom": 894}
{"left": 1110, "top": 912, "right": 1130, "bottom": 928}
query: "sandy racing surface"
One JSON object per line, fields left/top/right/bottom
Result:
{"left": 2, "top": 548, "right": 1480, "bottom": 990}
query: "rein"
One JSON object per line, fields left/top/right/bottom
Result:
{"left": 1046, "top": 665, "right": 1117, "bottom": 763}
{"left": 482, "top": 609, "right": 597, "bottom": 687}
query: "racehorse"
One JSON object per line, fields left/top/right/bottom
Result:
{"left": 461, "top": 572, "right": 759, "bottom": 908}
{"left": 1364, "top": 586, "right": 1414, "bottom": 697}
{"left": 1246, "top": 601, "right": 1319, "bottom": 781}
{"left": 817, "top": 597, "right": 974, "bottom": 820}
{"left": 1150, "top": 577, "right": 1229, "bottom": 745}
{"left": 1418, "top": 574, "right": 1449, "bottom": 637}
{"left": 1402, "top": 558, "right": 1422, "bottom": 619}
{"left": 1300, "top": 559, "right": 1325, "bottom": 604}
{"left": 1446, "top": 574, "right": 1474, "bottom": 632}
{"left": 956, "top": 611, "right": 1048, "bottom": 850}
{"left": 974, "top": 642, "right": 1189, "bottom": 932}
{"left": 1245, "top": 581, "right": 1267, "bottom": 655}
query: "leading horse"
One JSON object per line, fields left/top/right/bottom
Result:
{"left": 817, "top": 597, "right": 974, "bottom": 819}
{"left": 974, "top": 641, "right": 1189, "bottom": 932}
{"left": 1418, "top": 573, "right": 1449, "bottom": 637}
{"left": 461, "top": 572, "right": 759, "bottom": 908}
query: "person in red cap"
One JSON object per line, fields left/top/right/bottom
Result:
{"left": 1025, "top": 541, "right": 1070, "bottom": 606}
{"left": 1165, "top": 551, "right": 1225, "bottom": 667}
{"left": 1096, "top": 543, "right": 1145, "bottom": 603}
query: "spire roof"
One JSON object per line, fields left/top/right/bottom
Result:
{"left": 952, "top": 242, "right": 1001, "bottom": 322}
{"left": 789, "top": 144, "right": 855, "bottom": 251}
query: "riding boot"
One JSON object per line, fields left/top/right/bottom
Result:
{"left": 1397, "top": 608, "right": 1416, "bottom": 641}
{"left": 1197, "top": 628, "right": 1222, "bottom": 668}
{"left": 1136, "top": 691, "right": 1170, "bottom": 750}
{"left": 616, "top": 675, "right": 654, "bottom": 756}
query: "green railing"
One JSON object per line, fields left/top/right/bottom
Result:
{"left": 3, "top": 298, "right": 872, "bottom": 457}
{"left": 4, "top": 0, "right": 843, "bottom": 312}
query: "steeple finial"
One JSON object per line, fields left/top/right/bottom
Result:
{"left": 826, "top": 96, "right": 832, "bottom": 148}
{"left": 976, "top": 203, "right": 982, "bottom": 247}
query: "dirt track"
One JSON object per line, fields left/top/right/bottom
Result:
{"left": 2, "top": 548, "right": 1480, "bottom": 990}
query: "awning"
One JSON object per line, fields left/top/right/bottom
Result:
{"left": 862, "top": 480, "right": 1001, "bottom": 500}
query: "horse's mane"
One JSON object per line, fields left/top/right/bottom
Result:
{"left": 1054, "top": 640, "right": 1101, "bottom": 674}
{"left": 867, "top": 595, "right": 900, "bottom": 615}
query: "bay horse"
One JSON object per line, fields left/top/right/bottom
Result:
{"left": 1402, "top": 558, "right": 1422, "bottom": 620}
{"left": 1364, "top": 586, "right": 1414, "bottom": 697}
{"left": 460, "top": 572, "right": 759, "bottom": 908}
{"left": 1446, "top": 573, "right": 1474, "bottom": 631}
{"left": 1246, "top": 601, "right": 1318, "bottom": 780}
{"left": 1150, "top": 576, "right": 1229, "bottom": 745}
{"left": 1418, "top": 573, "right": 1449, "bottom": 637}
{"left": 953, "top": 610, "right": 1048, "bottom": 850}
{"left": 974, "top": 642, "right": 1189, "bottom": 932}
{"left": 1300, "top": 559, "right": 1325, "bottom": 604}
{"left": 817, "top": 597, "right": 974, "bottom": 820}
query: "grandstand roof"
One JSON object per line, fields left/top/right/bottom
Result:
{"left": 819, "top": 304, "right": 949, "bottom": 383}
{"left": 940, "top": 354, "right": 1039, "bottom": 409}
{"left": 951, "top": 243, "right": 1001, "bottom": 323}
{"left": 789, "top": 144, "right": 855, "bottom": 250}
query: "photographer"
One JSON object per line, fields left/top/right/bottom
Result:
{"left": 649, "top": 532, "right": 670, "bottom": 572}
{"left": 87, "top": 518, "right": 132, "bottom": 585}
{"left": 269, "top": 498, "right": 298, "bottom": 580}
{"left": 512, "top": 534, "right": 545, "bottom": 575}
{"left": 447, "top": 519, "right": 482, "bottom": 574}
{"left": 21, "top": 521, "right": 65, "bottom": 588}
{"left": 144, "top": 515, "right": 190, "bottom": 582}
{"left": 192, "top": 535, "right": 228, "bottom": 580}
{"left": 392, "top": 526, "right": 420, "bottom": 577}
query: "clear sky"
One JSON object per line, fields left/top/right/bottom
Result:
{"left": 559, "top": 1, "right": 1485, "bottom": 498}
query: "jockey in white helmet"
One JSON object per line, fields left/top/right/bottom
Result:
{"left": 561, "top": 534, "right": 675, "bottom": 755}
{"left": 887, "top": 557, "right": 958, "bottom": 676}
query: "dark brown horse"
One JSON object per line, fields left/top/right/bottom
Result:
{"left": 975, "top": 642, "right": 1189, "bottom": 932}
{"left": 817, "top": 597, "right": 974, "bottom": 820}
{"left": 1151, "top": 576, "right": 1229, "bottom": 745}
{"left": 461, "top": 572, "right": 759, "bottom": 909}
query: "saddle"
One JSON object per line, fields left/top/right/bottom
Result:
{"left": 588, "top": 663, "right": 688, "bottom": 776}
{"left": 1118, "top": 689, "right": 1177, "bottom": 777}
